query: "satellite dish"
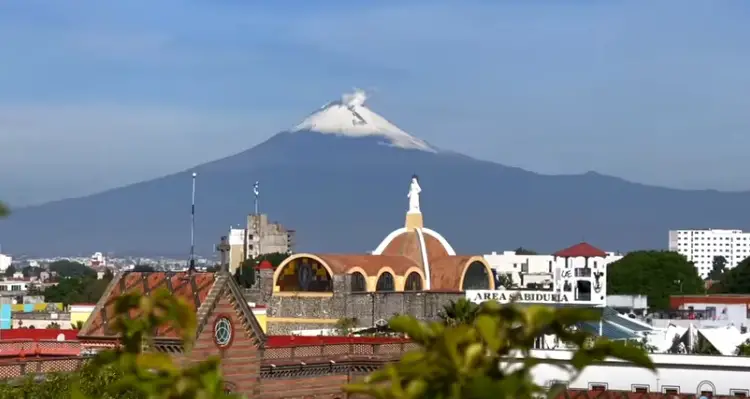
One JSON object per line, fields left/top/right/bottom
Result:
{"left": 56, "top": 333, "right": 66, "bottom": 341}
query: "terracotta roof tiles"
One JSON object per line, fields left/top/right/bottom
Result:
{"left": 314, "top": 254, "right": 420, "bottom": 276}
{"left": 553, "top": 242, "right": 607, "bottom": 258}
{"left": 79, "top": 272, "right": 216, "bottom": 339}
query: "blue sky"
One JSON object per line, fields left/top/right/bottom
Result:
{"left": 1, "top": 1, "right": 749, "bottom": 205}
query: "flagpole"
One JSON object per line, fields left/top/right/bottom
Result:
{"left": 254, "top": 181, "right": 261, "bottom": 257}
{"left": 190, "top": 172, "right": 197, "bottom": 271}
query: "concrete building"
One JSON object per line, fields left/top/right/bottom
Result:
{"left": 483, "top": 247, "right": 623, "bottom": 307}
{"left": 0, "top": 253, "right": 11, "bottom": 273}
{"left": 669, "top": 228, "right": 750, "bottom": 278}
{"left": 246, "top": 214, "right": 295, "bottom": 258}
{"left": 219, "top": 214, "right": 296, "bottom": 275}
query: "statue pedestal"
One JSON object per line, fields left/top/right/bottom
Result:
{"left": 405, "top": 212, "right": 423, "bottom": 230}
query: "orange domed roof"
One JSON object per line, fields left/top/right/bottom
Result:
{"left": 379, "top": 230, "right": 452, "bottom": 265}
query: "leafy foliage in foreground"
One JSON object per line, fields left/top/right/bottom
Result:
{"left": 71, "top": 288, "right": 238, "bottom": 399}
{"left": 345, "top": 301, "right": 655, "bottom": 399}
{"left": 0, "top": 288, "right": 239, "bottom": 399}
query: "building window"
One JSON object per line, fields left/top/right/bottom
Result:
{"left": 350, "top": 272, "right": 366, "bottom": 292}
{"left": 730, "top": 390, "right": 749, "bottom": 397}
{"left": 588, "top": 383, "right": 607, "bottom": 392}
{"left": 376, "top": 272, "right": 395, "bottom": 292}
{"left": 404, "top": 272, "right": 423, "bottom": 291}
{"left": 213, "top": 317, "right": 233, "bottom": 348}
{"left": 462, "top": 261, "right": 491, "bottom": 290}
{"left": 662, "top": 386, "right": 679, "bottom": 395}
{"left": 631, "top": 385, "right": 649, "bottom": 393}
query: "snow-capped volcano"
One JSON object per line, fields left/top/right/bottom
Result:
{"left": 291, "top": 89, "right": 437, "bottom": 152}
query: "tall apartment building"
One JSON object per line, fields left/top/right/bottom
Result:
{"left": 668, "top": 229, "right": 750, "bottom": 278}
{"left": 220, "top": 214, "right": 295, "bottom": 274}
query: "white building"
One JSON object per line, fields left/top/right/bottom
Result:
{"left": 0, "top": 253, "right": 11, "bottom": 272}
{"left": 668, "top": 229, "right": 750, "bottom": 278}
{"left": 480, "top": 243, "right": 623, "bottom": 308}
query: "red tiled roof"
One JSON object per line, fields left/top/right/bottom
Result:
{"left": 265, "top": 335, "right": 410, "bottom": 348}
{"left": 553, "top": 242, "right": 607, "bottom": 258}
{"left": 80, "top": 272, "right": 216, "bottom": 339}
{"left": 257, "top": 260, "right": 273, "bottom": 270}
{"left": 0, "top": 340, "right": 81, "bottom": 357}
{"left": 0, "top": 329, "right": 78, "bottom": 341}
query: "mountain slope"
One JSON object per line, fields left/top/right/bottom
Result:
{"left": 1, "top": 92, "right": 749, "bottom": 257}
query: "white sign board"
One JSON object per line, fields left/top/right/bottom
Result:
{"left": 466, "top": 290, "right": 571, "bottom": 304}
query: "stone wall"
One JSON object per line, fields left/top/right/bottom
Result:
{"left": 244, "top": 270, "right": 464, "bottom": 334}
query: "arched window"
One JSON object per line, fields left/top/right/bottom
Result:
{"left": 404, "top": 272, "right": 423, "bottom": 291}
{"left": 376, "top": 272, "right": 395, "bottom": 292}
{"left": 462, "top": 261, "right": 491, "bottom": 290}
{"left": 275, "top": 257, "right": 332, "bottom": 292}
{"left": 350, "top": 272, "right": 367, "bottom": 292}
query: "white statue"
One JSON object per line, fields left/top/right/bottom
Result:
{"left": 408, "top": 175, "right": 421, "bottom": 213}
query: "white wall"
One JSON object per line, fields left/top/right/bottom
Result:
{"left": 0, "top": 254, "right": 11, "bottom": 272}
{"left": 482, "top": 251, "right": 622, "bottom": 307}
{"left": 509, "top": 350, "right": 750, "bottom": 395}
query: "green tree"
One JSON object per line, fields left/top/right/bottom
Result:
{"left": 132, "top": 264, "right": 156, "bottom": 272}
{"left": 708, "top": 255, "right": 727, "bottom": 280}
{"left": 43, "top": 272, "right": 112, "bottom": 306}
{"left": 345, "top": 302, "right": 654, "bottom": 399}
{"left": 3, "top": 265, "right": 17, "bottom": 277}
{"left": 49, "top": 260, "right": 95, "bottom": 279}
{"left": 255, "top": 252, "right": 289, "bottom": 268}
{"left": 607, "top": 251, "right": 704, "bottom": 310}
{"left": 0, "top": 201, "right": 8, "bottom": 218}
{"left": 712, "top": 255, "right": 750, "bottom": 293}
{"left": 737, "top": 339, "right": 750, "bottom": 356}
{"left": 22, "top": 266, "right": 42, "bottom": 278}
{"left": 234, "top": 258, "right": 256, "bottom": 288}
{"left": 513, "top": 247, "right": 538, "bottom": 255}
{"left": 438, "top": 298, "right": 479, "bottom": 327}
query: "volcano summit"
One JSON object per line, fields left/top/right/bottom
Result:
{"left": 1, "top": 90, "right": 749, "bottom": 257}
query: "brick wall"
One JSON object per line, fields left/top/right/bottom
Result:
{"left": 260, "top": 375, "right": 349, "bottom": 399}
{"left": 190, "top": 290, "right": 262, "bottom": 396}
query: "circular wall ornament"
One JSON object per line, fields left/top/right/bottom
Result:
{"left": 213, "top": 316, "right": 233, "bottom": 348}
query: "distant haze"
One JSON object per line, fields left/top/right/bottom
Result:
{"left": 1, "top": 94, "right": 749, "bottom": 257}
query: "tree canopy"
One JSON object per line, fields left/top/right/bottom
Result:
{"left": 49, "top": 260, "right": 95, "bottom": 279}
{"left": 0, "top": 201, "right": 8, "bottom": 218}
{"left": 131, "top": 264, "right": 156, "bottom": 273}
{"left": 255, "top": 252, "right": 290, "bottom": 268}
{"left": 513, "top": 247, "right": 538, "bottom": 255}
{"left": 708, "top": 255, "right": 728, "bottom": 280}
{"left": 711, "top": 255, "right": 750, "bottom": 294}
{"left": 607, "top": 250, "right": 704, "bottom": 310}
{"left": 43, "top": 274, "right": 112, "bottom": 305}
{"left": 234, "top": 258, "right": 257, "bottom": 288}
{"left": 3, "top": 265, "right": 16, "bottom": 277}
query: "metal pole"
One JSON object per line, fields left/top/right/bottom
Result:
{"left": 190, "top": 172, "right": 197, "bottom": 271}
{"left": 254, "top": 181, "right": 260, "bottom": 258}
